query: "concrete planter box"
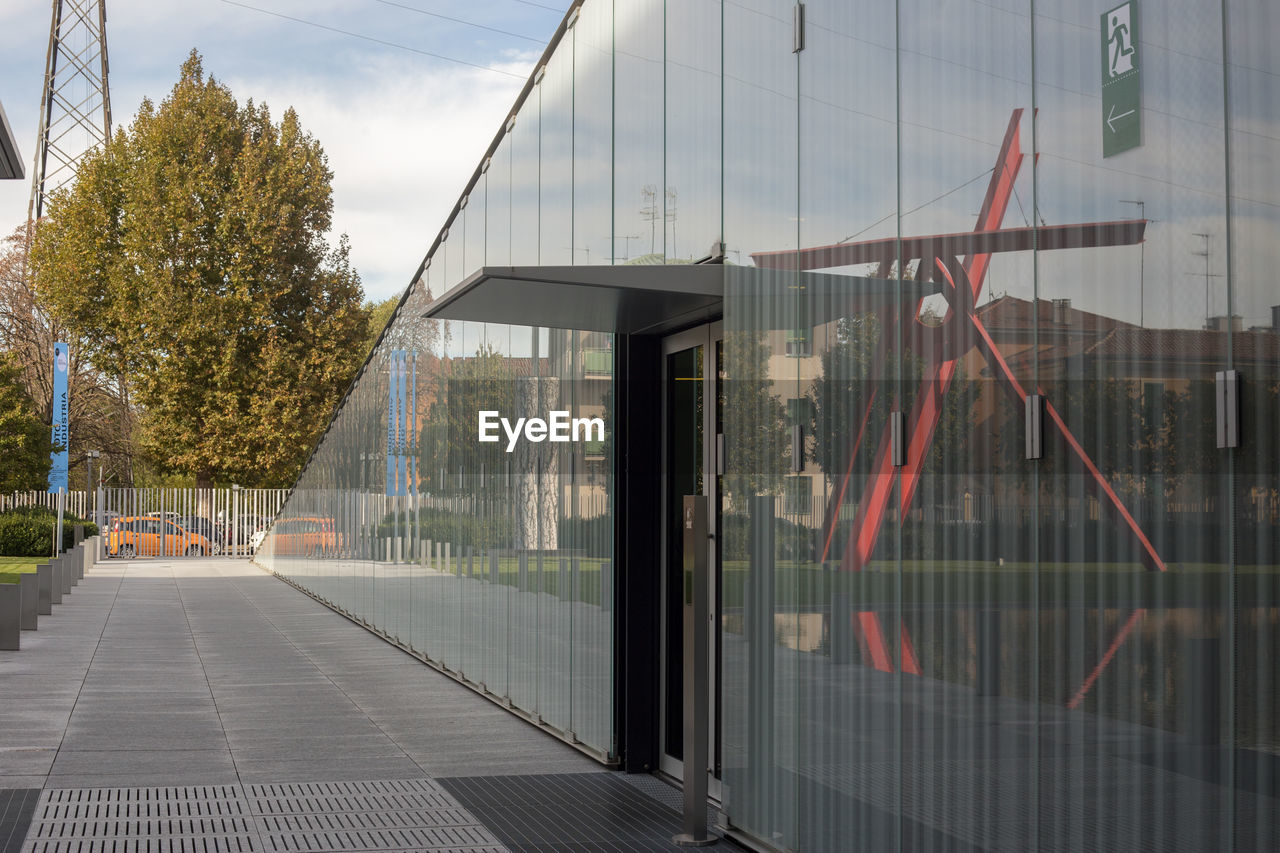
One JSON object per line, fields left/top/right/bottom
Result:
{"left": 50, "top": 559, "right": 63, "bottom": 605}
{"left": 19, "top": 572, "right": 38, "bottom": 630}
{"left": 36, "top": 563, "right": 52, "bottom": 615}
{"left": 0, "top": 582, "right": 19, "bottom": 650}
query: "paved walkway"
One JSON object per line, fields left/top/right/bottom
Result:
{"left": 0, "top": 559, "right": 695, "bottom": 852}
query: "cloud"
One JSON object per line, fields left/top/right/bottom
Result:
{"left": 223, "top": 54, "right": 531, "bottom": 300}
{"left": 0, "top": 0, "right": 545, "bottom": 302}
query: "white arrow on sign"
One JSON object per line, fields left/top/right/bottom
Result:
{"left": 1107, "top": 103, "right": 1136, "bottom": 133}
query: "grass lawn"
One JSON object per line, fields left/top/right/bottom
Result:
{"left": 0, "top": 558, "right": 42, "bottom": 585}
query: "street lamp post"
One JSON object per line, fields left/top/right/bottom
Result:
{"left": 231, "top": 484, "right": 241, "bottom": 556}
{"left": 87, "top": 450, "right": 100, "bottom": 527}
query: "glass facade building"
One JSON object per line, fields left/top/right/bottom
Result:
{"left": 258, "top": 1, "right": 1280, "bottom": 850}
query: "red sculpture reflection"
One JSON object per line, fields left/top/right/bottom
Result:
{"left": 751, "top": 110, "right": 1162, "bottom": 680}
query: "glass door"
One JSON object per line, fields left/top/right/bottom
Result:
{"left": 660, "top": 322, "right": 724, "bottom": 797}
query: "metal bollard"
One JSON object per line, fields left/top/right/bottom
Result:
{"left": 36, "top": 564, "right": 53, "bottom": 615}
{"left": 0, "top": 583, "right": 20, "bottom": 650}
{"left": 20, "top": 573, "right": 38, "bottom": 630}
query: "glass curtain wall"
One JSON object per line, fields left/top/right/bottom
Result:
{"left": 721, "top": 1, "right": 1279, "bottom": 852}
{"left": 259, "top": 2, "right": 618, "bottom": 759}
{"left": 259, "top": 0, "right": 1278, "bottom": 848}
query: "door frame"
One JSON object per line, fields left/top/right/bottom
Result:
{"left": 658, "top": 320, "right": 723, "bottom": 799}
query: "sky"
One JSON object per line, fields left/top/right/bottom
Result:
{"left": 0, "top": 0, "right": 565, "bottom": 302}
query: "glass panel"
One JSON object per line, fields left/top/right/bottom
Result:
{"left": 1227, "top": 2, "right": 1280, "bottom": 849}
{"left": 665, "top": 0, "right": 721, "bottom": 262}
{"left": 898, "top": 3, "right": 1035, "bottom": 851}
{"left": 540, "top": 44, "right": 573, "bottom": 267}
{"left": 613, "top": 0, "right": 663, "bottom": 262}
{"left": 464, "top": 177, "right": 486, "bottom": 279}
{"left": 722, "top": 264, "right": 795, "bottom": 842}
{"left": 1035, "top": 3, "right": 1229, "bottom": 851}
{"left": 785, "top": 2, "right": 904, "bottom": 849}
{"left": 573, "top": 0, "right": 612, "bottom": 267}
{"left": 487, "top": 134, "right": 512, "bottom": 267}
{"left": 723, "top": 0, "right": 795, "bottom": 265}
{"left": 566, "top": 327, "right": 614, "bottom": 749}
{"left": 721, "top": 0, "right": 797, "bottom": 845}
{"left": 510, "top": 90, "right": 540, "bottom": 267}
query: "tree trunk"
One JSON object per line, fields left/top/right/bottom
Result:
{"left": 514, "top": 375, "right": 559, "bottom": 551}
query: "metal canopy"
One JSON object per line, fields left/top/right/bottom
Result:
{"left": 423, "top": 264, "right": 942, "bottom": 335}
{"left": 424, "top": 264, "right": 725, "bottom": 335}
{"left": 0, "top": 100, "right": 23, "bottom": 180}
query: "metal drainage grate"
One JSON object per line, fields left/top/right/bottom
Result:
{"left": 617, "top": 773, "right": 720, "bottom": 829}
{"left": 247, "top": 793, "right": 459, "bottom": 817}
{"left": 24, "top": 788, "right": 258, "bottom": 853}
{"left": 245, "top": 780, "right": 505, "bottom": 853}
{"left": 245, "top": 781, "right": 442, "bottom": 798}
{"left": 439, "top": 773, "right": 713, "bottom": 851}
{"left": 257, "top": 826, "right": 501, "bottom": 852}
{"left": 23, "top": 781, "right": 507, "bottom": 853}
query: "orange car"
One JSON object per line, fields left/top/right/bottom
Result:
{"left": 108, "top": 516, "right": 213, "bottom": 557}
{"left": 268, "top": 517, "right": 343, "bottom": 557}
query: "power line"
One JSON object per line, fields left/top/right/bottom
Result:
{"left": 369, "top": 0, "right": 544, "bottom": 43}
{"left": 215, "top": 0, "right": 526, "bottom": 79}
{"left": 839, "top": 168, "right": 994, "bottom": 244}
{"left": 504, "top": 0, "right": 566, "bottom": 12}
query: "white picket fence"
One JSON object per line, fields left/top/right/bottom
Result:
{"left": 1, "top": 487, "right": 288, "bottom": 558}
{"left": 0, "top": 490, "right": 91, "bottom": 517}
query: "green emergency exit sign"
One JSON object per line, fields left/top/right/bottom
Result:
{"left": 1102, "top": 1, "right": 1141, "bottom": 157}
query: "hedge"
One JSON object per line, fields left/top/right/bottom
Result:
{"left": 0, "top": 506, "right": 99, "bottom": 557}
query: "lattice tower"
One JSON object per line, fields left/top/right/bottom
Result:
{"left": 28, "top": 0, "right": 111, "bottom": 222}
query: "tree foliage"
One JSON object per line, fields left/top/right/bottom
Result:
{"left": 363, "top": 296, "right": 399, "bottom": 357}
{"left": 723, "top": 329, "right": 789, "bottom": 497}
{"left": 0, "top": 224, "right": 137, "bottom": 486}
{"left": 31, "top": 52, "right": 369, "bottom": 488}
{"left": 421, "top": 343, "right": 515, "bottom": 492}
{"left": 0, "top": 354, "right": 55, "bottom": 492}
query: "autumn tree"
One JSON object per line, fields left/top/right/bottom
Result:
{"left": 31, "top": 51, "right": 369, "bottom": 488}
{"left": 363, "top": 296, "right": 399, "bottom": 357}
{"left": 0, "top": 353, "right": 56, "bottom": 492}
{"left": 0, "top": 224, "right": 138, "bottom": 486}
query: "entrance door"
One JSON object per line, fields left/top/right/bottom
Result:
{"left": 660, "top": 322, "right": 723, "bottom": 797}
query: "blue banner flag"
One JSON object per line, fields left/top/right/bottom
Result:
{"left": 386, "top": 350, "right": 416, "bottom": 496}
{"left": 48, "top": 342, "right": 69, "bottom": 493}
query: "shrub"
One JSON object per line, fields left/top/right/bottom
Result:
{"left": 0, "top": 507, "right": 99, "bottom": 556}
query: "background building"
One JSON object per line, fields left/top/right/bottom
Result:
{"left": 258, "top": 1, "right": 1280, "bottom": 850}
